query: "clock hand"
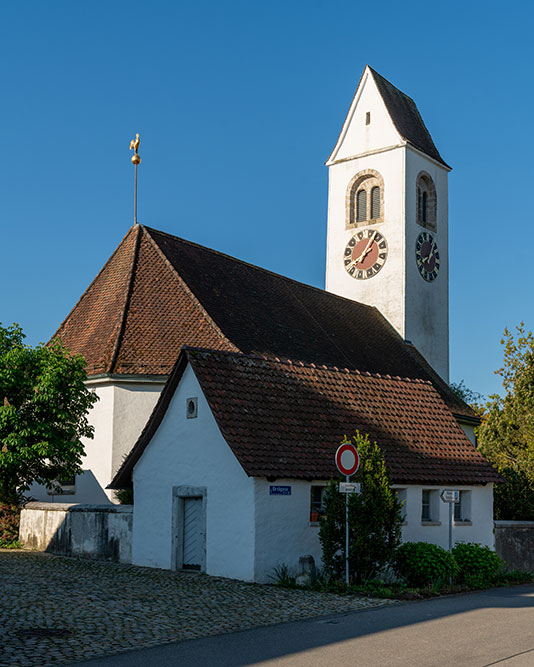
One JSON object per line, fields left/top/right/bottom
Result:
{"left": 355, "top": 232, "right": 377, "bottom": 264}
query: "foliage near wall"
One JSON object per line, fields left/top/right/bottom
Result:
{"left": 0, "top": 323, "right": 97, "bottom": 505}
{"left": 477, "top": 324, "right": 534, "bottom": 519}
{"left": 319, "top": 431, "right": 403, "bottom": 583}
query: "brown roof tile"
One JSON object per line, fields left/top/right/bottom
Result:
{"left": 112, "top": 348, "right": 500, "bottom": 487}
{"left": 53, "top": 224, "right": 473, "bottom": 419}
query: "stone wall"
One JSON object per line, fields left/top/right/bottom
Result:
{"left": 495, "top": 521, "right": 534, "bottom": 571}
{"left": 19, "top": 502, "right": 132, "bottom": 564}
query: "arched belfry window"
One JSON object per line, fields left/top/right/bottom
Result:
{"left": 416, "top": 172, "right": 436, "bottom": 230}
{"left": 356, "top": 190, "right": 367, "bottom": 222}
{"left": 346, "top": 170, "right": 384, "bottom": 228}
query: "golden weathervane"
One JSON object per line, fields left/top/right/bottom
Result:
{"left": 130, "top": 133, "right": 141, "bottom": 224}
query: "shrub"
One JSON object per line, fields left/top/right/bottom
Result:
{"left": 319, "top": 432, "right": 404, "bottom": 583}
{"left": 0, "top": 503, "right": 20, "bottom": 545}
{"left": 393, "top": 541, "right": 458, "bottom": 587}
{"left": 114, "top": 487, "right": 133, "bottom": 505}
{"left": 452, "top": 542, "right": 503, "bottom": 583}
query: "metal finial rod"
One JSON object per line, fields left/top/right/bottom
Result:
{"left": 130, "top": 133, "right": 141, "bottom": 225}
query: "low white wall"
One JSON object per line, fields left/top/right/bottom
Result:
{"left": 254, "top": 478, "right": 327, "bottom": 583}
{"left": 19, "top": 502, "right": 133, "bottom": 563}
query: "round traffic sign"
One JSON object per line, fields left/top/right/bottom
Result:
{"left": 335, "top": 443, "right": 360, "bottom": 477}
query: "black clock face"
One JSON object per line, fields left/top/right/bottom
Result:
{"left": 415, "top": 232, "right": 440, "bottom": 282}
{"left": 343, "top": 229, "right": 388, "bottom": 280}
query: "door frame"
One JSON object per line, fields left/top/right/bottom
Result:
{"left": 171, "top": 486, "right": 207, "bottom": 572}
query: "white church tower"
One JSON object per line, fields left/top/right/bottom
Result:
{"left": 325, "top": 66, "right": 450, "bottom": 382}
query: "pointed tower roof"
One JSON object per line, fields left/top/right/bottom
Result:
{"left": 327, "top": 66, "right": 450, "bottom": 168}
{"left": 54, "top": 224, "right": 473, "bottom": 420}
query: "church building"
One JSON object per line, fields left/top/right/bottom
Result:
{"left": 32, "top": 66, "right": 499, "bottom": 581}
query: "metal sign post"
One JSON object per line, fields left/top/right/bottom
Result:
{"left": 345, "top": 474, "right": 349, "bottom": 585}
{"left": 440, "top": 489, "right": 459, "bottom": 584}
{"left": 335, "top": 442, "right": 360, "bottom": 586}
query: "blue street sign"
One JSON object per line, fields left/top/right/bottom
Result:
{"left": 269, "top": 485, "right": 291, "bottom": 495}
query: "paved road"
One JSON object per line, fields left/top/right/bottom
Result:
{"left": 72, "top": 585, "right": 534, "bottom": 667}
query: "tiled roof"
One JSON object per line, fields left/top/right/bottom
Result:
{"left": 369, "top": 67, "right": 450, "bottom": 169}
{"left": 53, "top": 224, "right": 473, "bottom": 419}
{"left": 112, "top": 348, "right": 500, "bottom": 487}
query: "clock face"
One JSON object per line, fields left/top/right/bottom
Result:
{"left": 415, "top": 232, "right": 440, "bottom": 282}
{"left": 343, "top": 229, "right": 388, "bottom": 280}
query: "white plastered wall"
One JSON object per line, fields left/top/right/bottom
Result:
{"left": 404, "top": 147, "right": 449, "bottom": 381}
{"left": 253, "top": 478, "right": 328, "bottom": 583}
{"left": 326, "top": 146, "right": 407, "bottom": 337}
{"left": 395, "top": 484, "right": 494, "bottom": 548}
{"left": 132, "top": 364, "right": 256, "bottom": 581}
{"left": 30, "top": 380, "right": 163, "bottom": 505}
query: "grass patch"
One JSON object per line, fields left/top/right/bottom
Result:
{"left": 0, "top": 539, "right": 23, "bottom": 549}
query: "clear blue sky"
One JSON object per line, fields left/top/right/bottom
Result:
{"left": 2, "top": 0, "right": 532, "bottom": 399}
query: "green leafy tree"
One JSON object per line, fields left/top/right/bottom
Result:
{"left": 319, "top": 431, "right": 404, "bottom": 583}
{"left": 477, "top": 324, "right": 534, "bottom": 519}
{"left": 0, "top": 323, "right": 97, "bottom": 505}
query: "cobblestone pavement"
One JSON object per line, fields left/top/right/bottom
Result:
{"left": 0, "top": 551, "right": 397, "bottom": 666}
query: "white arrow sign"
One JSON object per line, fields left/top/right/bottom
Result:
{"left": 440, "top": 489, "right": 459, "bottom": 503}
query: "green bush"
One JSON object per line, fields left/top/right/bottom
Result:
{"left": 0, "top": 503, "right": 20, "bottom": 545}
{"left": 393, "top": 541, "right": 458, "bottom": 587}
{"left": 452, "top": 542, "right": 503, "bottom": 582}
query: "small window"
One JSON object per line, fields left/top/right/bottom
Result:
{"left": 310, "top": 486, "right": 326, "bottom": 522}
{"left": 365, "top": 111, "right": 371, "bottom": 125}
{"left": 421, "top": 489, "right": 439, "bottom": 523}
{"left": 454, "top": 491, "right": 471, "bottom": 522}
{"left": 370, "top": 186, "right": 380, "bottom": 219}
{"left": 356, "top": 189, "right": 367, "bottom": 222}
{"left": 421, "top": 490, "right": 431, "bottom": 521}
{"left": 395, "top": 488, "right": 408, "bottom": 524}
{"left": 186, "top": 397, "right": 198, "bottom": 419}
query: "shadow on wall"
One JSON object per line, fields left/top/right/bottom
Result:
{"left": 19, "top": 502, "right": 133, "bottom": 564}
{"left": 28, "top": 469, "right": 113, "bottom": 505}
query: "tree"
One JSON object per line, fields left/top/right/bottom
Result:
{"left": 449, "top": 379, "right": 483, "bottom": 413}
{"left": 0, "top": 323, "right": 97, "bottom": 505}
{"left": 319, "top": 431, "right": 403, "bottom": 583}
{"left": 477, "top": 323, "right": 534, "bottom": 519}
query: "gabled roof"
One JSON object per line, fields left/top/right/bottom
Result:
{"left": 369, "top": 67, "right": 450, "bottom": 168}
{"left": 112, "top": 348, "right": 500, "bottom": 487}
{"left": 54, "top": 224, "right": 473, "bottom": 419}
{"left": 327, "top": 66, "right": 450, "bottom": 168}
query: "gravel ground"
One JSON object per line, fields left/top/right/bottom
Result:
{"left": 0, "top": 551, "right": 396, "bottom": 666}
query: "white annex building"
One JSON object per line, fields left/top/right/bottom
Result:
{"left": 32, "top": 66, "right": 500, "bottom": 582}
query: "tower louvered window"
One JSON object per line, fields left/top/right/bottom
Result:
{"left": 356, "top": 190, "right": 367, "bottom": 222}
{"left": 422, "top": 191, "right": 428, "bottom": 223}
{"left": 416, "top": 174, "right": 436, "bottom": 229}
{"left": 371, "top": 187, "right": 380, "bottom": 219}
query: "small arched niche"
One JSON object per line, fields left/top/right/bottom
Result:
{"left": 345, "top": 169, "right": 385, "bottom": 229}
{"left": 416, "top": 172, "right": 437, "bottom": 231}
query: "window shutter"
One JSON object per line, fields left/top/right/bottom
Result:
{"left": 422, "top": 191, "right": 428, "bottom": 223}
{"left": 371, "top": 187, "right": 380, "bottom": 219}
{"left": 356, "top": 189, "right": 367, "bottom": 222}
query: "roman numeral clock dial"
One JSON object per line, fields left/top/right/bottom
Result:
{"left": 415, "top": 232, "right": 440, "bottom": 282}
{"left": 343, "top": 229, "right": 388, "bottom": 280}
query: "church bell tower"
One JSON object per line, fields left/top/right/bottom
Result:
{"left": 325, "top": 66, "right": 450, "bottom": 382}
